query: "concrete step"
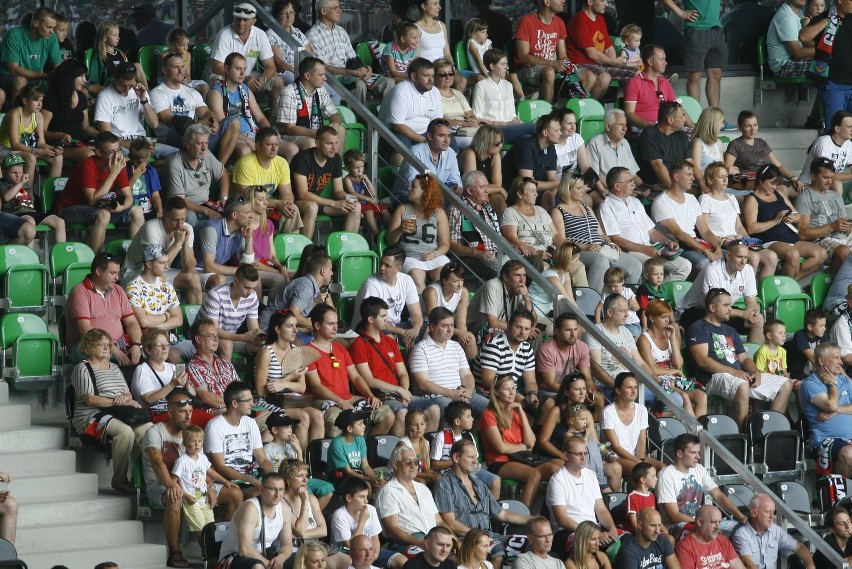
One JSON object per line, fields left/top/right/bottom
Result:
{"left": 0, "top": 425, "right": 63, "bottom": 452}
{"left": 16, "top": 519, "right": 145, "bottom": 553}
{"left": 0, "top": 403, "right": 31, "bottom": 430}
{"left": 17, "top": 495, "right": 133, "bottom": 526}
{"left": 0, "top": 449, "right": 77, "bottom": 477}
{"left": 20, "top": 542, "right": 168, "bottom": 569}
{"left": 8, "top": 472, "right": 99, "bottom": 502}
{"left": 0, "top": 381, "right": 8, "bottom": 404}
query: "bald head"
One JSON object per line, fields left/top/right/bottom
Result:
{"left": 749, "top": 494, "right": 777, "bottom": 532}
{"left": 695, "top": 505, "right": 723, "bottom": 541}
{"left": 636, "top": 507, "right": 664, "bottom": 544}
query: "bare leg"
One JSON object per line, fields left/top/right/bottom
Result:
{"left": 298, "top": 200, "right": 319, "bottom": 239}
{"left": 795, "top": 241, "right": 828, "bottom": 279}
{"left": 174, "top": 271, "right": 203, "bottom": 304}
{"left": 391, "top": 408, "right": 407, "bottom": 437}
{"left": 370, "top": 409, "right": 394, "bottom": 436}
{"left": 408, "top": 268, "right": 427, "bottom": 293}
{"left": 0, "top": 496, "right": 18, "bottom": 544}
{"left": 216, "top": 485, "right": 244, "bottom": 521}
{"left": 89, "top": 209, "right": 111, "bottom": 252}
{"left": 687, "top": 71, "right": 702, "bottom": 103}
{"left": 162, "top": 488, "right": 182, "bottom": 555}
{"left": 705, "top": 67, "right": 722, "bottom": 109}
{"left": 538, "top": 66, "right": 556, "bottom": 103}
{"left": 733, "top": 381, "right": 750, "bottom": 430}
{"left": 127, "top": 206, "right": 145, "bottom": 238}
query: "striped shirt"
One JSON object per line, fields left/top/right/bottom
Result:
{"left": 472, "top": 332, "right": 536, "bottom": 385}
{"left": 409, "top": 334, "right": 469, "bottom": 392}
{"left": 554, "top": 204, "right": 605, "bottom": 245}
{"left": 201, "top": 282, "right": 259, "bottom": 332}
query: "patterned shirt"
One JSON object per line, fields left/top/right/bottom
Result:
{"left": 307, "top": 22, "right": 356, "bottom": 69}
{"left": 126, "top": 275, "right": 180, "bottom": 317}
{"left": 275, "top": 82, "right": 338, "bottom": 127}
{"left": 200, "top": 282, "right": 259, "bottom": 332}
{"left": 187, "top": 353, "right": 239, "bottom": 399}
{"left": 267, "top": 26, "right": 311, "bottom": 69}
{"left": 382, "top": 42, "right": 417, "bottom": 74}
{"left": 447, "top": 195, "right": 499, "bottom": 255}
{"left": 472, "top": 331, "right": 536, "bottom": 388}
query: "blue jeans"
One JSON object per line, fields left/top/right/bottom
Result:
{"left": 821, "top": 81, "right": 852, "bottom": 134}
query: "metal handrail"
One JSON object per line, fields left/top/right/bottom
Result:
{"left": 183, "top": 2, "right": 845, "bottom": 563}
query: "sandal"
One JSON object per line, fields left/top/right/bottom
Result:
{"left": 167, "top": 550, "right": 190, "bottom": 568}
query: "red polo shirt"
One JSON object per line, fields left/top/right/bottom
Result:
{"left": 624, "top": 72, "right": 676, "bottom": 124}
{"left": 66, "top": 276, "right": 134, "bottom": 347}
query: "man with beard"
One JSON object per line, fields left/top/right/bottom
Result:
{"left": 379, "top": 58, "right": 442, "bottom": 150}
{"left": 474, "top": 308, "right": 539, "bottom": 409}
{"left": 393, "top": 118, "right": 462, "bottom": 202}
{"left": 675, "top": 506, "right": 746, "bottom": 569}
{"left": 468, "top": 260, "right": 538, "bottom": 343}
{"left": 536, "top": 313, "right": 593, "bottom": 398}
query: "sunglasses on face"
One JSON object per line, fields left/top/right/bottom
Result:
{"left": 436, "top": 71, "right": 455, "bottom": 78}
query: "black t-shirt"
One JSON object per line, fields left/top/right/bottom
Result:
{"left": 290, "top": 149, "right": 343, "bottom": 195}
{"left": 502, "top": 135, "right": 557, "bottom": 189}
{"left": 616, "top": 533, "right": 675, "bottom": 569}
{"left": 814, "top": 534, "right": 852, "bottom": 569}
{"left": 43, "top": 90, "right": 89, "bottom": 141}
{"left": 813, "top": 11, "right": 852, "bottom": 84}
{"left": 401, "top": 554, "right": 456, "bottom": 569}
{"left": 637, "top": 126, "right": 690, "bottom": 185}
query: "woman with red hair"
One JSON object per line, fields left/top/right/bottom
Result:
{"left": 386, "top": 173, "right": 451, "bottom": 292}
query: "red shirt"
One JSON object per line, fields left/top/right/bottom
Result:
{"left": 57, "top": 155, "right": 130, "bottom": 211}
{"left": 565, "top": 10, "right": 612, "bottom": 65}
{"left": 625, "top": 491, "right": 657, "bottom": 530}
{"left": 308, "top": 341, "right": 355, "bottom": 400}
{"left": 66, "top": 276, "right": 134, "bottom": 347}
{"left": 675, "top": 534, "right": 739, "bottom": 569}
{"left": 349, "top": 333, "right": 402, "bottom": 387}
{"left": 515, "top": 12, "right": 567, "bottom": 67}
{"left": 481, "top": 408, "right": 524, "bottom": 464}
{"left": 624, "top": 73, "right": 676, "bottom": 124}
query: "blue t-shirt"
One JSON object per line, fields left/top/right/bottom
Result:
{"left": 327, "top": 434, "right": 368, "bottom": 477}
{"left": 800, "top": 373, "right": 852, "bottom": 449}
{"left": 125, "top": 163, "right": 161, "bottom": 214}
{"left": 616, "top": 533, "right": 675, "bottom": 569}
{"left": 686, "top": 319, "right": 745, "bottom": 385}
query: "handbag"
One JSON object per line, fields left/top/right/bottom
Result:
{"left": 84, "top": 361, "right": 151, "bottom": 427}
{"left": 508, "top": 450, "right": 551, "bottom": 467}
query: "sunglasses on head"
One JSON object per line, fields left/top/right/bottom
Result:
{"left": 234, "top": 6, "right": 256, "bottom": 15}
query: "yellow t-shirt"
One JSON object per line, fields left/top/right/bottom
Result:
{"left": 753, "top": 345, "right": 787, "bottom": 375}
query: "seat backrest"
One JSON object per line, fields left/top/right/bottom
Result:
{"left": 336, "top": 105, "right": 359, "bottom": 124}
{"left": 760, "top": 275, "right": 803, "bottom": 306}
{"left": 757, "top": 35, "right": 767, "bottom": 67}
{"left": 377, "top": 165, "right": 399, "bottom": 200}
{"left": 0, "top": 314, "right": 49, "bottom": 349}
{"left": 747, "top": 410, "right": 792, "bottom": 442}
{"left": 605, "top": 492, "right": 628, "bottom": 526}
{"left": 137, "top": 44, "right": 167, "bottom": 84}
{"left": 699, "top": 414, "right": 740, "bottom": 437}
{"left": 810, "top": 272, "right": 834, "bottom": 307}
{"left": 664, "top": 280, "right": 692, "bottom": 308}
{"left": 306, "top": 438, "right": 333, "bottom": 478}
{"left": 566, "top": 97, "right": 605, "bottom": 120}
{"left": 105, "top": 239, "right": 132, "bottom": 263}
{"left": 578, "top": 116, "right": 605, "bottom": 143}
{"left": 326, "top": 231, "right": 371, "bottom": 262}
{"left": 201, "top": 521, "right": 230, "bottom": 562}
{"left": 770, "top": 481, "right": 811, "bottom": 514}
{"left": 500, "top": 499, "right": 531, "bottom": 517}
{"left": 15, "top": 334, "right": 58, "bottom": 379}
{"left": 674, "top": 95, "right": 703, "bottom": 123}
{"left": 191, "top": 44, "right": 212, "bottom": 80}
{"left": 273, "top": 234, "right": 313, "bottom": 264}
{"left": 611, "top": 36, "right": 625, "bottom": 54}
{"left": 517, "top": 99, "right": 553, "bottom": 124}
{"left": 454, "top": 40, "right": 470, "bottom": 71}
{"left": 0, "top": 245, "right": 40, "bottom": 272}
{"left": 49, "top": 242, "right": 94, "bottom": 278}
{"left": 63, "top": 263, "right": 91, "bottom": 295}
{"left": 0, "top": 538, "right": 18, "bottom": 563}
{"left": 40, "top": 177, "right": 67, "bottom": 213}
{"left": 355, "top": 42, "right": 374, "bottom": 68}
{"left": 182, "top": 304, "right": 202, "bottom": 338}
{"left": 649, "top": 416, "right": 688, "bottom": 448}
{"left": 573, "top": 287, "right": 602, "bottom": 319}
{"left": 742, "top": 342, "right": 760, "bottom": 359}
{"left": 722, "top": 484, "right": 755, "bottom": 511}
{"left": 367, "top": 434, "right": 401, "bottom": 467}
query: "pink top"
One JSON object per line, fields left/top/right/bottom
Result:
{"left": 624, "top": 72, "right": 676, "bottom": 124}
{"left": 252, "top": 219, "right": 275, "bottom": 264}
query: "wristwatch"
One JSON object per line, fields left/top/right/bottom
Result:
{"left": 139, "top": 99, "right": 149, "bottom": 105}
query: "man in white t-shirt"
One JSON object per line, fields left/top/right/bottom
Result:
{"left": 587, "top": 295, "right": 650, "bottom": 393}
{"left": 150, "top": 52, "right": 221, "bottom": 147}
{"left": 410, "top": 307, "right": 489, "bottom": 415}
{"left": 205, "top": 381, "right": 275, "bottom": 519}
{"left": 800, "top": 110, "right": 852, "bottom": 195}
{"left": 205, "top": 2, "right": 283, "bottom": 105}
{"left": 677, "top": 242, "right": 764, "bottom": 343}
{"left": 378, "top": 58, "right": 442, "bottom": 150}
{"left": 94, "top": 63, "right": 178, "bottom": 160}
{"left": 351, "top": 248, "right": 423, "bottom": 349}
{"left": 652, "top": 159, "right": 721, "bottom": 273}
{"left": 546, "top": 435, "right": 619, "bottom": 556}
{"left": 600, "top": 167, "right": 692, "bottom": 281}
{"left": 657, "top": 433, "right": 749, "bottom": 532}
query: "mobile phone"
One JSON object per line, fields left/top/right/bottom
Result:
{"left": 175, "top": 363, "right": 186, "bottom": 376}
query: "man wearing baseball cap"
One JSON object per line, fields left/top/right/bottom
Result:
{"left": 204, "top": 2, "right": 284, "bottom": 106}
{"left": 125, "top": 244, "right": 183, "bottom": 339}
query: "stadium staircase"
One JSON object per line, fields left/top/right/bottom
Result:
{"left": 0, "top": 382, "right": 167, "bottom": 569}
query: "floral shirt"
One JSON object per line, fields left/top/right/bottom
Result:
{"left": 126, "top": 274, "right": 179, "bottom": 317}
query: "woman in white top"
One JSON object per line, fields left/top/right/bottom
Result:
{"left": 700, "top": 161, "right": 778, "bottom": 281}
{"left": 423, "top": 263, "right": 477, "bottom": 359}
{"left": 691, "top": 107, "right": 738, "bottom": 193}
{"left": 267, "top": 0, "right": 314, "bottom": 85}
{"left": 601, "top": 373, "right": 664, "bottom": 473}
{"left": 500, "top": 176, "right": 560, "bottom": 260}
{"left": 415, "top": 0, "right": 466, "bottom": 91}
{"left": 280, "top": 461, "right": 352, "bottom": 569}
{"left": 636, "top": 299, "right": 707, "bottom": 418}
{"left": 434, "top": 58, "right": 479, "bottom": 150}
{"left": 471, "top": 48, "right": 535, "bottom": 144}
{"left": 457, "top": 529, "right": 494, "bottom": 569}
{"left": 553, "top": 108, "right": 590, "bottom": 175}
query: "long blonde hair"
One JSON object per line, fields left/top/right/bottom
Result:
{"left": 246, "top": 186, "right": 271, "bottom": 236}
{"left": 488, "top": 375, "right": 518, "bottom": 430}
{"left": 293, "top": 543, "right": 327, "bottom": 569}
{"left": 570, "top": 521, "right": 602, "bottom": 568}
{"left": 551, "top": 241, "right": 577, "bottom": 272}
{"left": 95, "top": 22, "right": 119, "bottom": 61}
{"left": 457, "top": 529, "right": 490, "bottom": 569}
{"left": 693, "top": 107, "right": 724, "bottom": 146}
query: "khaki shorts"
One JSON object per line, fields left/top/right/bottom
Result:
{"left": 706, "top": 372, "right": 789, "bottom": 401}
{"left": 314, "top": 397, "right": 393, "bottom": 437}
{"left": 182, "top": 501, "right": 214, "bottom": 532}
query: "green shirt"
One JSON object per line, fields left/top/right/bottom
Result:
{"left": 0, "top": 26, "right": 61, "bottom": 76}
{"left": 684, "top": 0, "right": 722, "bottom": 30}
{"left": 327, "top": 434, "right": 367, "bottom": 477}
